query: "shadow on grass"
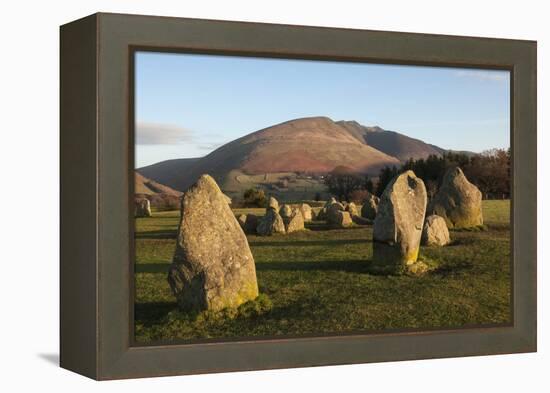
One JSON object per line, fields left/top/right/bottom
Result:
{"left": 136, "top": 257, "right": 465, "bottom": 277}
{"left": 135, "top": 301, "right": 177, "bottom": 326}
{"left": 249, "top": 239, "right": 370, "bottom": 248}
{"left": 136, "top": 230, "right": 177, "bottom": 239}
{"left": 256, "top": 259, "right": 373, "bottom": 273}
{"left": 135, "top": 263, "right": 170, "bottom": 273}
{"left": 305, "top": 222, "right": 370, "bottom": 231}
{"left": 432, "top": 260, "right": 474, "bottom": 277}
{"left": 443, "top": 236, "right": 478, "bottom": 247}
{"left": 485, "top": 222, "right": 511, "bottom": 232}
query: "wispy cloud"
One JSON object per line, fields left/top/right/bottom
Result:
{"left": 198, "top": 143, "right": 224, "bottom": 151}
{"left": 454, "top": 70, "right": 509, "bottom": 82}
{"left": 136, "top": 122, "right": 193, "bottom": 145}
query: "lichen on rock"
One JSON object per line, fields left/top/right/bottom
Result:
{"left": 167, "top": 175, "right": 259, "bottom": 312}
{"left": 372, "top": 170, "right": 427, "bottom": 274}
{"left": 428, "top": 167, "right": 483, "bottom": 229}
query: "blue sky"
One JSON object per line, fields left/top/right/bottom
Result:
{"left": 135, "top": 51, "right": 510, "bottom": 168}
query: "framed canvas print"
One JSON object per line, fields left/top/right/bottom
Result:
{"left": 60, "top": 13, "right": 537, "bottom": 380}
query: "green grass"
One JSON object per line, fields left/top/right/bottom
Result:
{"left": 134, "top": 200, "right": 511, "bottom": 343}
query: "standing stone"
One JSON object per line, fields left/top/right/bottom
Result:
{"left": 352, "top": 215, "right": 372, "bottom": 225}
{"left": 298, "top": 203, "right": 313, "bottom": 222}
{"left": 422, "top": 215, "right": 451, "bottom": 246}
{"left": 167, "top": 175, "right": 258, "bottom": 312}
{"left": 372, "top": 170, "right": 427, "bottom": 274}
{"left": 317, "top": 197, "right": 337, "bottom": 220}
{"left": 285, "top": 208, "right": 305, "bottom": 233}
{"left": 135, "top": 198, "right": 152, "bottom": 217}
{"left": 243, "top": 214, "right": 259, "bottom": 234}
{"left": 331, "top": 210, "right": 353, "bottom": 228}
{"left": 237, "top": 214, "right": 247, "bottom": 228}
{"left": 361, "top": 194, "right": 380, "bottom": 220}
{"left": 428, "top": 167, "right": 483, "bottom": 229}
{"left": 257, "top": 208, "right": 286, "bottom": 236}
{"left": 345, "top": 202, "right": 359, "bottom": 217}
{"left": 327, "top": 201, "right": 345, "bottom": 224}
{"left": 267, "top": 196, "right": 279, "bottom": 210}
{"left": 279, "top": 204, "right": 293, "bottom": 219}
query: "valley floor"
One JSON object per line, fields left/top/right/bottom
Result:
{"left": 134, "top": 200, "right": 511, "bottom": 344}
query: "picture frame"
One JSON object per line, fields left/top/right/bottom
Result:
{"left": 60, "top": 12, "right": 537, "bottom": 380}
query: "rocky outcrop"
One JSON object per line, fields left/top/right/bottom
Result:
{"left": 372, "top": 170, "right": 427, "bottom": 274}
{"left": 428, "top": 167, "right": 483, "bottom": 229}
{"left": 167, "top": 175, "right": 258, "bottom": 312}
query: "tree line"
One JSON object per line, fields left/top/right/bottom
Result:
{"left": 324, "top": 149, "right": 510, "bottom": 201}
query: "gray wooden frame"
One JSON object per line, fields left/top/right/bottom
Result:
{"left": 60, "top": 12, "right": 537, "bottom": 380}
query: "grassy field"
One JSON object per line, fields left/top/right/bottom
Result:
{"left": 222, "top": 170, "right": 330, "bottom": 201}
{"left": 134, "top": 200, "right": 511, "bottom": 344}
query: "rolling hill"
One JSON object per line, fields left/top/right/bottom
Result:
{"left": 135, "top": 172, "right": 182, "bottom": 196}
{"left": 135, "top": 172, "right": 183, "bottom": 210}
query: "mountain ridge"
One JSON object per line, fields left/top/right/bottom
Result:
{"left": 138, "top": 116, "right": 457, "bottom": 193}
{"left": 336, "top": 120, "right": 446, "bottom": 161}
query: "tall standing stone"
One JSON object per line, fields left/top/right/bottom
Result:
{"left": 167, "top": 175, "right": 259, "bottom": 312}
{"left": 135, "top": 198, "right": 152, "bottom": 217}
{"left": 372, "top": 170, "right": 427, "bottom": 274}
{"left": 428, "top": 167, "right": 483, "bottom": 228}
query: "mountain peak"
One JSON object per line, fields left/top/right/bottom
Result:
{"left": 366, "top": 125, "right": 385, "bottom": 132}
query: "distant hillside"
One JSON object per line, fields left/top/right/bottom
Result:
{"left": 138, "top": 158, "right": 200, "bottom": 192}
{"left": 135, "top": 172, "right": 182, "bottom": 210}
{"left": 337, "top": 120, "right": 446, "bottom": 162}
{"left": 135, "top": 172, "right": 182, "bottom": 196}
{"left": 138, "top": 117, "right": 400, "bottom": 192}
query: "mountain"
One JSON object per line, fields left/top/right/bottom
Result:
{"left": 336, "top": 120, "right": 445, "bottom": 162}
{"left": 138, "top": 117, "right": 401, "bottom": 192}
